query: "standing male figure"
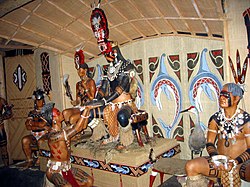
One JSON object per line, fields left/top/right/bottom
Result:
{"left": 0, "top": 97, "right": 13, "bottom": 166}
{"left": 43, "top": 103, "right": 93, "bottom": 187}
{"left": 22, "top": 89, "right": 50, "bottom": 168}
{"left": 185, "top": 83, "right": 250, "bottom": 187}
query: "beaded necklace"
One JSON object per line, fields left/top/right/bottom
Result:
{"left": 217, "top": 107, "right": 244, "bottom": 147}
{"left": 107, "top": 60, "right": 131, "bottom": 81}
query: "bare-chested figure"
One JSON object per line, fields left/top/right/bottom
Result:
{"left": 185, "top": 83, "right": 250, "bottom": 187}
{"left": 22, "top": 89, "right": 50, "bottom": 168}
{"left": 43, "top": 103, "right": 93, "bottom": 187}
{"left": 0, "top": 97, "right": 13, "bottom": 166}
{"left": 63, "top": 50, "right": 96, "bottom": 126}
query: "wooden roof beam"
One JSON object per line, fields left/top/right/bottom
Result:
{"left": 149, "top": 0, "right": 177, "bottom": 35}
{"left": 191, "top": 0, "right": 211, "bottom": 36}
{"left": 46, "top": 0, "right": 92, "bottom": 30}
{"left": 169, "top": 0, "right": 193, "bottom": 34}
{"left": 128, "top": 0, "right": 161, "bottom": 36}
{"left": 21, "top": 6, "right": 96, "bottom": 47}
{"left": 0, "top": 44, "right": 34, "bottom": 50}
{"left": 108, "top": 1, "right": 146, "bottom": 39}
{"left": 1, "top": 19, "right": 73, "bottom": 49}
{"left": 105, "top": 2, "right": 133, "bottom": 41}
{"left": 5, "top": 1, "right": 42, "bottom": 45}
{"left": 111, "top": 16, "right": 225, "bottom": 30}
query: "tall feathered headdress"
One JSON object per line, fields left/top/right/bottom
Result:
{"left": 74, "top": 49, "right": 88, "bottom": 70}
{"left": 228, "top": 50, "right": 248, "bottom": 89}
{"left": 90, "top": 0, "right": 112, "bottom": 55}
{"left": 228, "top": 8, "right": 250, "bottom": 91}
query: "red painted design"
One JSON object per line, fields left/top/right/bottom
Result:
{"left": 192, "top": 78, "right": 220, "bottom": 98}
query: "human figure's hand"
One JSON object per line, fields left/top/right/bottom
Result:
{"left": 212, "top": 159, "right": 236, "bottom": 172}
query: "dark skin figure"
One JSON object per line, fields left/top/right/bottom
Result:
{"left": 0, "top": 97, "right": 13, "bottom": 166}
{"left": 46, "top": 107, "right": 93, "bottom": 187}
{"left": 185, "top": 84, "right": 250, "bottom": 183}
{"left": 63, "top": 67, "right": 96, "bottom": 125}
{"left": 22, "top": 99, "right": 50, "bottom": 168}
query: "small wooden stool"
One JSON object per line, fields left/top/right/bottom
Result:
{"left": 131, "top": 110, "right": 149, "bottom": 147}
{"left": 149, "top": 158, "right": 187, "bottom": 187}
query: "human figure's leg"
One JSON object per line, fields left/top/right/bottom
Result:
{"left": 22, "top": 135, "right": 36, "bottom": 167}
{"left": 0, "top": 124, "right": 9, "bottom": 166}
{"left": 71, "top": 167, "right": 94, "bottom": 187}
{"left": 62, "top": 108, "right": 80, "bottom": 125}
{"left": 185, "top": 157, "right": 219, "bottom": 187}
{"left": 35, "top": 136, "right": 47, "bottom": 165}
{"left": 46, "top": 170, "right": 71, "bottom": 187}
{"left": 69, "top": 111, "right": 81, "bottom": 125}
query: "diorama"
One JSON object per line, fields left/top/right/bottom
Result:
{"left": 0, "top": 0, "right": 250, "bottom": 187}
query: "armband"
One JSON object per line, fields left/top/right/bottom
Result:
{"left": 235, "top": 148, "right": 250, "bottom": 164}
{"left": 80, "top": 114, "right": 90, "bottom": 119}
{"left": 244, "top": 134, "right": 250, "bottom": 137}
{"left": 206, "top": 142, "right": 218, "bottom": 157}
{"left": 208, "top": 129, "right": 217, "bottom": 134}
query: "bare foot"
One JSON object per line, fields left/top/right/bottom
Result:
{"left": 116, "top": 144, "right": 126, "bottom": 150}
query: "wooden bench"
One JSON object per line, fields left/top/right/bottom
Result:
{"left": 149, "top": 158, "right": 187, "bottom": 187}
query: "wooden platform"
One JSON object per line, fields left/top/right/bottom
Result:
{"left": 39, "top": 138, "right": 180, "bottom": 187}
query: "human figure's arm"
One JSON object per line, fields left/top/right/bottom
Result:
{"left": 25, "top": 117, "right": 33, "bottom": 130}
{"left": 234, "top": 121, "right": 250, "bottom": 164}
{"left": 206, "top": 118, "right": 219, "bottom": 157}
{"left": 95, "top": 79, "right": 109, "bottom": 100}
{"left": 71, "top": 82, "right": 81, "bottom": 106}
{"left": 104, "top": 75, "right": 130, "bottom": 103}
{"left": 25, "top": 113, "right": 48, "bottom": 131}
{"left": 82, "top": 78, "right": 96, "bottom": 101}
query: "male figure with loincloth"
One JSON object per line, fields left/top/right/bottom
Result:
{"left": 22, "top": 89, "right": 50, "bottom": 168}
{"left": 0, "top": 97, "right": 13, "bottom": 166}
{"left": 185, "top": 83, "right": 250, "bottom": 187}
{"left": 63, "top": 50, "right": 96, "bottom": 126}
{"left": 43, "top": 103, "right": 93, "bottom": 187}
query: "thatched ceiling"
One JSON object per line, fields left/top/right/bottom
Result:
{"left": 0, "top": 0, "right": 225, "bottom": 62}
